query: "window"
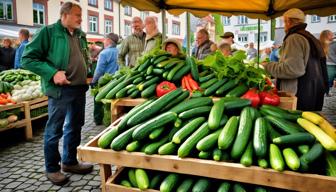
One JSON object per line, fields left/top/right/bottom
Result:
{"left": 105, "top": 19, "right": 113, "bottom": 34}
{"left": 124, "top": 6, "right": 132, "bottom": 16}
{"left": 255, "top": 32, "right": 267, "bottom": 43}
{"left": 140, "top": 11, "right": 149, "bottom": 21}
{"left": 328, "top": 15, "right": 336, "bottom": 23}
{"left": 0, "top": 0, "right": 13, "bottom": 20}
{"left": 104, "top": 0, "right": 112, "bottom": 10}
{"left": 222, "top": 16, "right": 230, "bottom": 26}
{"left": 172, "top": 22, "right": 180, "bottom": 35}
{"left": 33, "top": 3, "right": 45, "bottom": 25}
{"left": 238, "top": 34, "right": 248, "bottom": 43}
{"left": 311, "top": 15, "right": 320, "bottom": 23}
{"left": 89, "top": 16, "right": 98, "bottom": 33}
{"left": 88, "top": 0, "right": 97, "bottom": 6}
{"left": 124, "top": 21, "right": 132, "bottom": 36}
{"left": 237, "top": 16, "right": 248, "bottom": 25}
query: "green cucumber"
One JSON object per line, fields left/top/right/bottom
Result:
{"left": 133, "top": 76, "right": 144, "bottom": 84}
{"left": 132, "top": 112, "right": 177, "bottom": 140}
{"left": 138, "top": 58, "right": 152, "bottom": 72}
{"left": 163, "top": 71, "right": 169, "bottom": 79}
{"left": 199, "top": 70, "right": 210, "bottom": 77}
{"left": 127, "top": 86, "right": 138, "bottom": 95}
{"left": 218, "top": 116, "right": 239, "bottom": 150}
{"left": 115, "top": 86, "right": 129, "bottom": 98}
{"left": 300, "top": 143, "right": 324, "bottom": 171}
{"left": 126, "top": 140, "right": 142, "bottom": 152}
{"left": 135, "top": 169, "right": 149, "bottom": 190}
{"left": 198, "top": 151, "right": 212, "bottom": 159}
{"left": 192, "top": 178, "right": 211, "bottom": 192}
{"left": 199, "top": 73, "right": 215, "bottom": 83}
{"left": 217, "top": 181, "right": 231, "bottom": 192}
{"left": 213, "top": 148, "right": 223, "bottom": 161}
{"left": 137, "top": 76, "right": 160, "bottom": 91}
{"left": 160, "top": 173, "right": 180, "bottom": 192}
{"left": 188, "top": 57, "right": 199, "bottom": 81}
{"left": 149, "top": 127, "right": 166, "bottom": 140}
{"left": 111, "top": 125, "right": 139, "bottom": 151}
{"left": 196, "top": 129, "right": 222, "bottom": 151}
{"left": 177, "top": 178, "right": 194, "bottom": 192}
{"left": 191, "top": 91, "right": 203, "bottom": 98}
{"left": 254, "top": 186, "right": 268, "bottom": 192}
{"left": 222, "top": 97, "right": 251, "bottom": 111}
{"left": 128, "top": 169, "right": 138, "bottom": 187}
{"left": 253, "top": 117, "right": 268, "bottom": 158}
{"left": 158, "top": 142, "right": 178, "bottom": 155}
{"left": 273, "top": 133, "right": 315, "bottom": 145}
{"left": 153, "top": 55, "right": 170, "bottom": 64}
{"left": 172, "top": 117, "right": 206, "bottom": 144}
{"left": 149, "top": 173, "right": 164, "bottom": 189}
{"left": 231, "top": 107, "right": 253, "bottom": 159}
{"left": 164, "top": 61, "right": 181, "bottom": 70}
{"left": 240, "top": 141, "right": 253, "bottom": 167}
{"left": 157, "top": 58, "right": 180, "bottom": 68}
{"left": 265, "top": 115, "right": 302, "bottom": 134}
{"left": 297, "top": 145, "right": 310, "bottom": 155}
{"left": 174, "top": 118, "right": 183, "bottom": 128}
{"left": 95, "top": 75, "right": 125, "bottom": 101}
{"left": 120, "top": 180, "right": 132, "bottom": 187}
{"left": 130, "top": 89, "right": 140, "bottom": 98}
{"left": 178, "top": 122, "right": 211, "bottom": 157}
{"left": 153, "top": 68, "right": 164, "bottom": 75}
{"left": 203, "top": 78, "right": 228, "bottom": 96}
{"left": 260, "top": 105, "right": 300, "bottom": 121}
{"left": 160, "top": 91, "right": 190, "bottom": 112}
{"left": 97, "top": 126, "right": 119, "bottom": 149}
{"left": 215, "top": 79, "right": 238, "bottom": 96}
{"left": 225, "top": 84, "right": 249, "bottom": 97}
{"left": 172, "top": 62, "right": 191, "bottom": 81}
{"left": 233, "top": 183, "right": 247, "bottom": 192}
{"left": 146, "top": 65, "right": 154, "bottom": 75}
{"left": 257, "top": 158, "right": 268, "bottom": 168}
{"left": 105, "top": 74, "right": 142, "bottom": 99}
{"left": 283, "top": 148, "right": 300, "bottom": 171}
{"left": 178, "top": 106, "right": 212, "bottom": 119}
{"left": 170, "top": 97, "right": 213, "bottom": 114}
{"left": 208, "top": 98, "right": 226, "bottom": 130}
{"left": 200, "top": 78, "right": 218, "bottom": 89}
{"left": 167, "top": 62, "right": 185, "bottom": 81}
{"left": 266, "top": 121, "right": 282, "bottom": 141}
{"left": 270, "top": 144, "right": 285, "bottom": 171}
{"left": 141, "top": 83, "right": 157, "bottom": 98}
{"left": 144, "top": 135, "right": 170, "bottom": 155}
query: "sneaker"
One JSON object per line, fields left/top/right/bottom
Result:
{"left": 46, "top": 171, "right": 69, "bottom": 186}
{"left": 62, "top": 163, "right": 93, "bottom": 174}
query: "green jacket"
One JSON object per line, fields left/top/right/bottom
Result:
{"left": 21, "top": 20, "right": 89, "bottom": 99}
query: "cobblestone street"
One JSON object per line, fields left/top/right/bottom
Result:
{"left": 0, "top": 89, "right": 335, "bottom": 191}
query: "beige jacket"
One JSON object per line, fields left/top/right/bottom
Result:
{"left": 143, "top": 32, "right": 162, "bottom": 54}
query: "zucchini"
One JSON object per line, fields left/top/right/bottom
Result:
{"left": 135, "top": 169, "right": 149, "bottom": 190}
{"left": 172, "top": 117, "right": 206, "bottom": 144}
{"left": 149, "top": 173, "right": 164, "bottom": 189}
{"left": 111, "top": 125, "right": 139, "bottom": 151}
{"left": 199, "top": 73, "right": 215, "bottom": 83}
{"left": 270, "top": 144, "right": 285, "bottom": 171}
{"left": 132, "top": 112, "right": 177, "bottom": 140}
{"left": 177, "top": 178, "right": 194, "bottom": 192}
{"left": 272, "top": 133, "right": 315, "bottom": 145}
{"left": 141, "top": 83, "right": 157, "bottom": 98}
{"left": 126, "top": 140, "right": 142, "bottom": 152}
{"left": 178, "top": 122, "right": 211, "bottom": 158}
{"left": 283, "top": 148, "right": 300, "bottom": 171}
{"left": 178, "top": 106, "right": 212, "bottom": 119}
{"left": 297, "top": 145, "right": 310, "bottom": 155}
{"left": 203, "top": 78, "right": 228, "bottom": 96}
{"left": 158, "top": 142, "right": 178, "bottom": 155}
{"left": 144, "top": 135, "right": 170, "bottom": 155}
{"left": 97, "top": 126, "right": 119, "bottom": 149}
{"left": 160, "top": 91, "right": 190, "bottom": 112}
{"left": 300, "top": 143, "right": 324, "bottom": 171}
{"left": 218, "top": 116, "right": 239, "bottom": 150}
{"left": 217, "top": 181, "right": 231, "bottom": 192}
{"left": 213, "top": 148, "right": 223, "bottom": 161}
{"left": 137, "top": 76, "right": 160, "bottom": 91}
{"left": 172, "top": 62, "right": 191, "bottom": 81}
{"left": 149, "top": 127, "right": 166, "bottom": 140}
{"left": 160, "top": 173, "right": 180, "bottom": 192}
{"left": 95, "top": 75, "right": 125, "bottom": 101}
{"left": 265, "top": 116, "right": 302, "bottom": 134}
{"left": 302, "top": 111, "right": 324, "bottom": 124}
{"left": 240, "top": 141, "right": 253, "bottom": 167}
{"left": 128, "top": 169, "right": 138, "bottom": 187}
{"left": 167, "top": 62, "right": 185, "bottom": 81}
{"left": 208, "top": 98, "right": 226, "bottom": 130}
{"left": 192, "top": 178, "right": 211, "bottom": 192}
{"left": 215, "top": 79, "right": 238, "bottom": 96}
{"left": 120, "top": 180, "right": 132, "bottom": 188}
{"left": 170, "top": 97, "right": 213, "bottom": 114}
{"left": 233, "top": 183, "right": 247, "bottom": 192}
{"left": 253, "top": 117, "right": 268, "bottom": 158}
{"left": 196, "top": 129, "right": 222, "bottom": 151}
{"left": 225, "top": 84, "right": 249, "bottom": 97}
{"left": 231, "top": 107, "right": 253, "bottom": 159}
{"left": 200, "top": 78, "right": 218, "bottom": 89}
{"left": 257, "top": 158, "right": 268, "bottom": 168}
{"left": 198, "top": 151, "right": 212, "bottom": 159}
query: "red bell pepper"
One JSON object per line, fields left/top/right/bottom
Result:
{"left": 156, "top": 81, "right": 177, "bottom": 97}
{"left": 241, "top": 88, "right": 260, "bottom": 107}
{"left": 259, "top": 91, "right": 280, "bottom": 106}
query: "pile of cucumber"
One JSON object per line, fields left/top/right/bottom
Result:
{"left": 118, "top": 168, "right": 286, "bottom": 192}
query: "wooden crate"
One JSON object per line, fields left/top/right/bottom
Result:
{"left": 278, "top": 91, "right": 297, "bottom": 110}
{"left": 23, "top": 96, "right": 48, "bottom": 121}
{"left": 77, "top": 118, "right": 336, "bottom": 192}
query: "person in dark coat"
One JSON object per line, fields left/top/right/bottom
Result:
{"left": 0, "top": 38, "right": 15, "bottom": 71}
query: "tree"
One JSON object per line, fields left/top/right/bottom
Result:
{"left": 213, "top": 14, "right": 224, "bottom": 42}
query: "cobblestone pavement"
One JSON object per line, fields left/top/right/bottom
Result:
{"left": 0, "top": 89, "right": 335, "bottom": 191}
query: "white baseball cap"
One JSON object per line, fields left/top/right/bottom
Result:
{"left": 283, "top": 8, "right": 305, "bottom": 22}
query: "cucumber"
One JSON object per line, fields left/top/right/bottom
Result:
{"left": 257, "top": 158, "right": 268, "bottom": 168}
{"left": 199, "top": 70, "right": 210, "bottom": 77}
{"left": 254, "top": 186, "right": 268, "bottom": 192}
{"left": 217, "top": 181, "right": 231, "bottom": 192}
{"left": 172, "top": 62, "right": 191, "bottom": 81}
{"left": 272, "top": 133, "right": 315, "bottom": 145}
{"left": 133, "top": 76, "right": 144, "bottom": 84}
{"left": 105, "top": 74, "right": 142, "bottom": 99}
{"left": 199, "top": 73, "right": 215, "bottom": 83}
{"left": 160, "top": 91, "right": 190, "bottom": 112}
{"left": 167, "top": 62, "right": 185, "bottom": 81}
{"left": 203, "top": 78, "right": 228, "bottom": 96}
{"left": 149, "top": 127, "right": 166, "bottom": 140}
{"left": 189, "top": 58, "right": 199, "bottom": 82}
{"left": 126, "top": 140, "right": 142, "bottom": 152}
{"left": 266, "top": 121, "right": 282, "bottom": 141}
{"left": 153, "top": 54, "right": 170, "bottom": 64}
{"left": 141, "top": 83, "right": 157, "bottom": 98}
{"left": 128, "top": 169, "right": 138, "bottom": 187}
{"left": 221, "top": 151, "right": 230, "bottom": 161}
{"left": 127, "top": 88, "right": 182, "bottom": 126}
{"left": 160, "top": 173, "right": 180, "bottom": 192}
{"left": 233, "top": 183, "right": 247, "bottom": 192}
{"left": 115, "top": 86, "right": 129, "bottom": 98}
{"left": 144, "top": 135, "right": 170, "bottom": 155}
{"left": 196, "top": 129, "right": 222, "bottom": 151}
{"left": 218, "top": 116, "right": 239, "bottom": 150}
{"left": 177, "top": 178, "right": 194, "bottom": 192}
{"left": 300, "top": 143, "right": 324, "bottom": 170}
{"left": 163, "top": 71, "right": 169, "bottom": 79}
{"left": 191, "top": 91, "right": 203, "bottom": 98}
{"left": 146, "top": 65, "right": 154, "bottom": 75}
{"left": 250, "top": 107, "right": 261, "bottom": 120}
{"left": 297, "top": 145, "right": 310, "bottom": 155}
{"left": 170, "top": 97, "right": 213, "bottom": 114}
{"left": 172, "top": 117, "right": 206, "bottom": 144}
{"left": 260, "top": 105, "right": 300, "bottom": 121}
{"left": 130, "top": 89, "right": 140, "bottom": 98}
{"left": 231, "top": 107, "right": 253, "bottom": 159}
{"left": 178, "top": 122, "right": 211, "bottom": 158}
{"left": 225, "top": 84, "right": 249, "bottom": 97}
{"left": 198, "top": 151, "right": 212, "bottom": 159}
{"left": 213, "top": 148, "right": 223, "bottom": 161}
{"left": 208, "top": 98, "right": 226, "bottom": 130}
{"left": 192, "top": 178, "right": 210, "bottom": 192}
{"left": 283, "top": 148, "right": 300, "bottom": 171}
{"left": 158, "top": 142, "right": 178, "bottom": 155}
{"left": 157, "top": 58, "right": 180, "bottom": 68}
{"left": 253, "top": 117, "right": 268, "bottom": 158}
{"left": 132, "top": 112, "right": 177, "bottom": 140}
{"left": 97, "top": 126, "right": 119, "bottom": 149}
{"left": 135, "top": 169, "right": 149, "bottom": 190}
{"left": 111, "top": 125, "right": 139, "bottom": 151}
{"left": 120, "top": 180, "right": 132, "bottom": 188}
{"left": 138, "top": 58, "right": 152, "bottom": 72}
{"left": 200, "top": 78, "right": 218, "bottom": 89}
{"left": 219, "top": 115, "right": 229, "bottom": 127}
{"left": 137, "top": 76, "right": 160, "bottom": 91}
{"left": 127, "top": 86, "right": 138, "bottom": 95}
{"left": 215, "top": 79, "right": 238, "bottom": 96}
{"left": 153, "top": 68, "right": 164, "bottom": 75}
{"left": 95, "top": 75, "right": 125, "bottom": 101}
{"left": 270, "top": 144, "right": 285, "bottom": 171}
{"left": 149, "top": 173, "right": 164, "bottom": 189}
{"left": 222, "top": 97, "right": 251, "bottom": 111}
{"left": 265, "top": 115, "right": 302, "bottom": 134}
{"left": 178, "top": 106, "right": 212, "bottom": 119}
{"left": 164, "top": 61, "right": 181, "bottom": 70}
{"left": 174, "top": 118, "right": 183, "bottom": 128}
{"left": 240, "top": 141, "right": 253, "bottom": 167}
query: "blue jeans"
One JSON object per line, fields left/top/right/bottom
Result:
{"left": 44, "top": 85, "right": 88, "bottom": 173}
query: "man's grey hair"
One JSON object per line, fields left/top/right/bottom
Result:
{"left": 60, "top": 2, "right": 81, "bottom": 17}
{"left": 145, "top": 16, "right": 158, "bottom": 28}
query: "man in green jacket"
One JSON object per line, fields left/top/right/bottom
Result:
{"left": 21, "top": 2, "right": 92, "bottom": 185}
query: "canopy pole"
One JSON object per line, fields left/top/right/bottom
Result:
{"left": 118, "top": 2, "right": 121, "bottom": 36}
{"left": 257, "top": 18, "right": 261, "bottom": 66}
{"left": 161, "top": 9, "right": 167, "bottom": 41}
{"left": 186, "top": 12, "right": 191, "bottom": 56}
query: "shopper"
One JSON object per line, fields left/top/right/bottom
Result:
{"left": 193, "top": 28, "right": 215, "bottom": 60}
{"left": 0, "top": 38, "right": 15, "bottom": 71}
{"left": 220, "top": 32, "right": 234, "bottom": 45}
{"left": 143, "top": 16, "right": 162, "bottom": 54}
{"left": 21, "top": 2, "right": 92, "bottom": 185}
{"left": 320, "top": 30, "right": 336, "bottom": 96}
{"left": 270, "top": 43, "right": 280, "bottom": 62}
{"left": 218, "top": 43, "right": 232, "bottom": 57}
{"left": 262, "top": 8, "right": 328, "bottom": 111}
{"left": 261, "top": 47, "right": 272, "bottom": 61}
{"left": 118, "top": 16, "right": 146, "bottom": 67}
{"left": 247, "top": 42, "right": 258, "bottom": 60}
{"left": 162, "top": 38, "right": 184, "bottom": 57}
{"left": 14, "top": 29, "right": 29, "bottom": 69}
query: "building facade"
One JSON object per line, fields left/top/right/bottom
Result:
{"left": 0, "top": 0, "right": 186, "bottom": 42}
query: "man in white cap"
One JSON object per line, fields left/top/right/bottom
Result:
{"left": 262, "top": 8, "right": 328, "bottom": 111}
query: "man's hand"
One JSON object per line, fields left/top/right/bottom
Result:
{"left": 53, "top": 71, "right": 71, "bottom": 85}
